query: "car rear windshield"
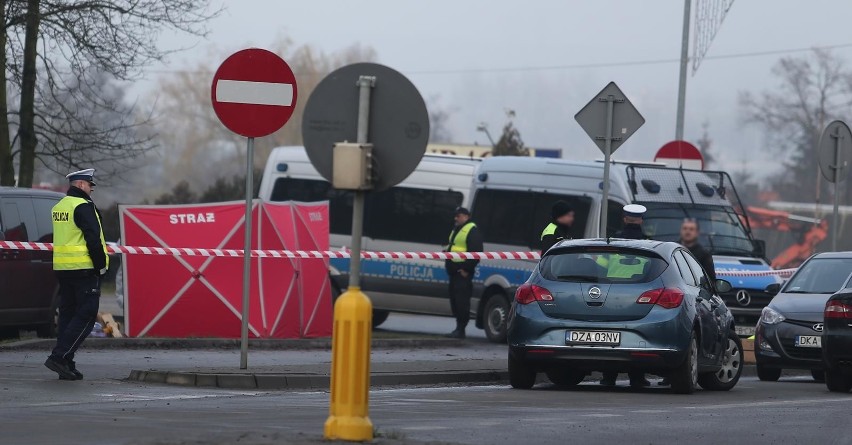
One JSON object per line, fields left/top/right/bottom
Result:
{"left": 784, "top": 258, "right": 852, "bottom": 294}
{"left": 540, "top": 248, "right": 668, "bottom": 284}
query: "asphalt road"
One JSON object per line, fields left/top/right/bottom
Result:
{"left": 2, "top": 345, "right": 850, "bottom": 445}
{"left": 378, "top": 313, "right": 487, "bottom": 340}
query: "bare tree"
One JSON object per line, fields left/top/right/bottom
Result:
{"left": 739, "top": 49, "right": 852, "bottom": 203}
{"left": 428, "top": 94, "right": 455, "bottom": 143}
{"left": 0, "top": 0, "right": 221, "bottom": 187}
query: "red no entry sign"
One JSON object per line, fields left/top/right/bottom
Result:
{"left": 654, "top": 140, "right": 704, "bottom": 170}
{"left": 211, "top": 48, "right": 298, "bottom": 138}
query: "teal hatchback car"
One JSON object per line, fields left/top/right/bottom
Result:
{"left": 507, "top": 239, "right": 743, "bottom": 394}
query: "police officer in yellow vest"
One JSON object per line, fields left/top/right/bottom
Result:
{"left": 540, "top": 201, "right": 575, "bottom": 253}
{"left": 44, "top": 169, "right": 109, "bottom": 381}
{"left": 444, "top": 207, "right": 483, "bottom": 339}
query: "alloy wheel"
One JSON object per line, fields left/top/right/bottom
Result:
{"left": 715, "top": 338, "right": 741, "bottom": 384}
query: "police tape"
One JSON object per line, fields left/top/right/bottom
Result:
{"left": 0, "top": 241, "right": 799, "bottom": 277}
{"left": 0, "top": 241, "right": 540, "bottom": 261}
{"left": 716, "top": 268, "right": 796, "bottom": 278}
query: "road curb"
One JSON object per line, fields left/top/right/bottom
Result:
{"left": 126, "top": 364, "right": 810, "bottom": 390}
{"left": 127, "top": 369, "right": 509, "bottom": 390}
{"left": 0, "top": 336, "right": 462, "bottom": 351}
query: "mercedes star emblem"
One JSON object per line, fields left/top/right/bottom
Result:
{"left": 735, "top": 290, "right": 751, "bottom": 307}
{"left": 588, "top": 286, "right": 602, "bottom": 299}
{"left": 813, "top": 323, "right": 824, "bottom": 332}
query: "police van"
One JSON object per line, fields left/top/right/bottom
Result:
{"left": 259, "top": 147, "right": 523, "bottom": 341}
{"left": 470, "top": 156, "right": 777, "bottom": 336}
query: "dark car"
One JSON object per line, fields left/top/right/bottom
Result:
{"left": 754, "top": 252, "right": 852, "bottom": 382}
{"left": 823, "top": 288, "right": 852, "bottom": 393}
{"left": 0, "top": 187, "right": 63, "bottom": 337}
{"left": 507, "top": 239, "right": 743, "bottom": 394}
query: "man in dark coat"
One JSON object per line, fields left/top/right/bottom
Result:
{"left": 540, "top": 201, "right": 575, "bottom": 253}
{"left": 444, "top": 207, "right": 484, "bottom": 339}
{"left": 680, "top": 218, "right": 716, "bottom": 281}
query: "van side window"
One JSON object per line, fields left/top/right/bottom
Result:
{"left": 471, "top": 189, "right": 592, "bottom": 248}
{"left": 270, "top": 177, "right": 463, "bottom": 244}
{"left": 366, "top": 187, "right": 463, "bottom": 244}
{"left": 32, "top": 198, "right": 59, "bottom": 242}
{"left": 270, "top": 178, "right": 353, "bottom": 234}
{"left": 1, "top": 199, "right": 38, "bottom": 242}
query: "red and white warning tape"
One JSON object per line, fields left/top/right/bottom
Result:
{"left": 716, "top": 268, "right": 796, "bottom": 278}
{"left": 0, "top": 241, "right": 798, "bottom": 277}
{"left": 0, "top": 241, "right": 539, "bottom": 261}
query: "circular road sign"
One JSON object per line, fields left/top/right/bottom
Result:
{"left": 818, "top": 120, "right": 852, "bottom": 183}
{"left": 654, "top": 140, "right": 704, "bottom": 170}
{"left": 211, "top": 48, "right": 298, "bottom": 138}
{"left": 301, "top": 63, "right": 429, "bottom": 191}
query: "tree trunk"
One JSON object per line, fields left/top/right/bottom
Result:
{"left": 16, "top": 0, "right": 39, "bottom": 188}
{"left": 0, "top": 0, "right": 15, "bottom": 186}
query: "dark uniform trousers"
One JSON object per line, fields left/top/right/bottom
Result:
{"left": 449, "top": 272, "right": 474, "bottom": 329}
{"left": 51, "top": 274, "right": 101, "bottom": 362}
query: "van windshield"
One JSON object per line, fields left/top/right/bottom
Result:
{"left": 639, "top": 203, "right": 756, "bottom": 257}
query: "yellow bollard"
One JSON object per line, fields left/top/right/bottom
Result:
{"left": 324, "top": 286, "right": 373, "bottom": 441}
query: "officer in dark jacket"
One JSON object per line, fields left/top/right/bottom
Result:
{"left": 445, "top": 207, "right": 484, "bottom": 339}
{"left": 540, "top": 201, "right": 575, "bottom": 253}
{"left": 601, "top": 204, "right": 651, "bottom": 388}
{"left": 44, "top": 169, "right": 108, "bottom": 381}
{"left": 679, "top": 218, "right": 716, "bottom": 281}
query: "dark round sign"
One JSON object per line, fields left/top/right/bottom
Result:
{"left": 211, "top": 48, "right": 298, "bottom": 138}
{"left": 301, "top": 63, "right": 429, "bottom": 191}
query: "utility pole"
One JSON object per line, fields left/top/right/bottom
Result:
{"left": 675, "top": 0, "right": 691, "bottom": 140}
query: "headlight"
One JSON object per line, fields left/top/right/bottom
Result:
{"left": 760, "top": 306, "right": 786, "bottom": 325}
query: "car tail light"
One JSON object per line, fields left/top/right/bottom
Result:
{"left": 515, "top": 284, "right": 554, "bottom": 305}
{"left": 636, "top": 288, "right": 684, "bottom": 309}
{"left": 825, "top": 301, "right": 852, "bottom": 319}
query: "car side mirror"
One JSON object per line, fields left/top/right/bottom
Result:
{"left": 715, "top": 279, "right": 733, "bottom": 293}
{"left": 765, "top": 283, "right": 781, "bottom": 296}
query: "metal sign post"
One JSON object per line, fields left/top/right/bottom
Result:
{"left": 818, "top": 120, "right": 851, "bottom": 252}
{"left": 601, "top": 95, "right": 615, "bottom": 238}
{"left": 575, "top": 82, "right": 645, "bottom": 237}
{"left": 210, "top": 48, "right": 298, "bottom": 369}
{"left": 301, "top": 63, "right": 429, "bottom": 442}
{"left": 239, "top": 137, "right": 254, "bottom": 369}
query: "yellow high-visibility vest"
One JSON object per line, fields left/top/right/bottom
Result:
{"left": 448, "top": 222, "right": 476, "bottom": 263}
{"left": 52, "top": 196, "right": 109, "bottom": 271}
{"left": 541, "top": 223, "right": 557, "bottom": 240}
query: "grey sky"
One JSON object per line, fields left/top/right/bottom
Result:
{"left": 144, "top": 0, "right": 852, "bottom": 178}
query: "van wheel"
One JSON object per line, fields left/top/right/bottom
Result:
{"left": 483, "top": 294, "right": 509, "bottom": 343}
{"left": 756, "top": 365, "right": 781, "bottom": 382}
{"left": 698, "top": 331, "right": 743, "bottom": 391}
{"left": 670, "top": 332, "right": 698, "bottom": 394}
{"left": 509, "top": 351, "right": 536, "bottom": 389}
{"left": 372, "top": 310, "right": 390, "bottom": 328}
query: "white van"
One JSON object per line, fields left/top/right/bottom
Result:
{"left": 259, "top": 147, "right": 514, "bottom": 337}
{"left": 470, "top": 156, "right": 777, "bottom": 334}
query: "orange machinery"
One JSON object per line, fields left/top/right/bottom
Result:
{"left": 747, "top": 206, "right": 828, "bottom": 269}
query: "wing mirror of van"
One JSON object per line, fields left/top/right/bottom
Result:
{"left": 715, "top": 279, "right": 733, "bottom": 293}
{"left": 752, "top": 239, "right": 767, "bottom": 258}
{"left": 765, "top": 282, "right": 781, "bottom": 296}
